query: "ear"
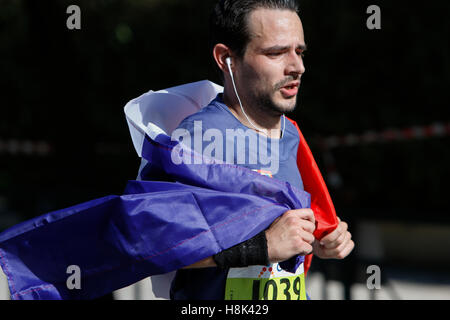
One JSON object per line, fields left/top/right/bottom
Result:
{"left": 212, "top": 43, "right": 233, "bottom": 75}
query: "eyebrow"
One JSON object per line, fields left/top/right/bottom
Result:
{"left": 261, "top": 44, "right": 308, "bottom": 54}
{"left": 261, "top": 43, "right": 308, "bottom": 53}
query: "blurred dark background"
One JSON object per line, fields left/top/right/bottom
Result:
{"left": 1, "top": 0, "right": 449, "bottom": 299}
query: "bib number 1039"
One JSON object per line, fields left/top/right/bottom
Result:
{"left": 253, "top": 275, "right": 306, "bottom": 300}
{"left": 225, "top": 274, "right": 306, "bottom": 300}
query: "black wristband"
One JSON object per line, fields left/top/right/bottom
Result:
{"left": 213, "top": 230, "right": 269, "bottom": 269}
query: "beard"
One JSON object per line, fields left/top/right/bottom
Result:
{"left": 252, "top": 76, "right": 298, "bottom": 115}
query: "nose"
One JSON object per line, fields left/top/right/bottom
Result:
{"left": 286, "top": 51, "right": 305, "bottom": 79}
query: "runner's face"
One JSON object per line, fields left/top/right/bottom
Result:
{"left": 236, "top": 8, "right": 306, "bottom": 115}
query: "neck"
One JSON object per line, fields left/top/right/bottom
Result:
{"left": 222, "top": 85, "right": 283, "bottom": 139}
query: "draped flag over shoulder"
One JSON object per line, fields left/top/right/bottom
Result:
{"left": 0, "top": 80, "right": 337, "bottom": 300}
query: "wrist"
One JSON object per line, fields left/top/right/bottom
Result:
{"left": 213, "top": 230, "right": 269, "bottom": 269}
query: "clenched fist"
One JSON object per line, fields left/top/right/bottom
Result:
{"left": 312, "top": 218, "right": 354, "bottom": 259}
{"left": 265, "top": 208, "right": 316, "bottom": 263}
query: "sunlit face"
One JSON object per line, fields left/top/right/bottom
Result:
{"left": 234, "top": 8, "right": 306, "bottom": 115}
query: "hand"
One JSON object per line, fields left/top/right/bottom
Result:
{"left": 265, "top": 208, "right": 316, "bottom": 263}
{"left": 312, "top": 218, "right": 354, "bottom": 259}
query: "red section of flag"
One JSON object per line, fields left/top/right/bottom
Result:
{"left": 287, "top": 118, "right": 339, "bottom": 276}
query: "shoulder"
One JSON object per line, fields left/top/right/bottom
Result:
{"left": 177, "top": 95, "right": 238, "bottom": 133}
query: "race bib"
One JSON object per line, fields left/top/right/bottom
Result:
{"left": 225, "top": 262, "right": 306, "bottom": 300}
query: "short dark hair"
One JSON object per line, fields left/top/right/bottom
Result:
{"left": 209, "top": 0, "right": 300, "bottom": 59}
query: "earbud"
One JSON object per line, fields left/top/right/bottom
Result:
{"left": 225, "top": 57, "right": 233, "bottom": 76}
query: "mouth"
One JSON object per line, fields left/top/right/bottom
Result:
{"left": 279, "top": 81, "right": 300, "bottom": 98}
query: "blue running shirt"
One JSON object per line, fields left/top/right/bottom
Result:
{"left": 166, "top": 94, "right": 305, "bottom": 300}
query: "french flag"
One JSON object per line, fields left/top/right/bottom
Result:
{"left": 0, "top": 81, "right": 337, "bottom": 299}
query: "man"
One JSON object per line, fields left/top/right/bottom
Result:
{"left": 166, "top": 0, "right": 354, "bottom": 300}
{"left": 0, "top": 0, "right": 353, "bottom": 301}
